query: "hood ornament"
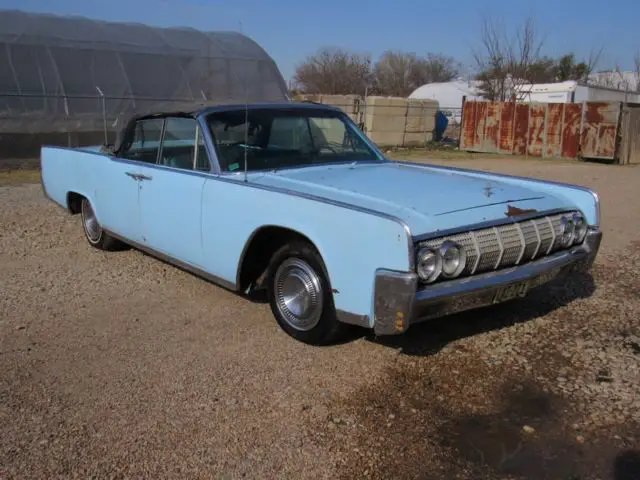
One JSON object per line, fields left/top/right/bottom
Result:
{"left": 483, "top": 184, "right": 494, "bottom": 198}
{"left": 505, "top": 205, "right": 538, "bottom": 217}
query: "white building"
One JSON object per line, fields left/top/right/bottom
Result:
{"left": 516, "top": 79, "right": 640, "bottom": 104}
{"left": 408, "top": 80, "right": 483, "bottom": 123}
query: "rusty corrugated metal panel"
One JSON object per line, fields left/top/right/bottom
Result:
{"left": 482, "top": 102, "right": 500, "bottom": 152}
{"left": 527, "top": 104, "right": 546, "bottom": 156}
{"left": 460, "top": 100, "right": 621, "bottom": 160}
{"left": 580, "top": 101, "right": 620, "bottom": 159}
{"left": 545, "top": 103, "right": 563, "bottom": 157}
{"left": 561, "top": 104, "right": 582, "bottom": 158}
{"left": 619, "top": 107, "right": 640, "bottom": 164}
{"left": 460, "top": 100, "right": 479, "bottom": 150}
{"left": 598, "top": 125, "right": 618, "bottom": 157}
{"left": 498, "top": 101, "right": 515, "bottom": 153}
{"left": 474, "top": 102, "right": 488, "bottom": 151}
{"left": 513, "top": 104, "right": 529, "bottom": 155}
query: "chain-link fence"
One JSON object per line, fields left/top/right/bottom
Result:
{"left": 0, "top": 93, "right": 465, "bottom": 169}
{"left": 0, "top": 93, "right": 228, "bottom": 167}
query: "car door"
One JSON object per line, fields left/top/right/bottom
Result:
{"left": 136, "top": 116, "right": 211, "bottom": 268}
{"left": 99, "top": 117, "right": 165, "bottom": 244}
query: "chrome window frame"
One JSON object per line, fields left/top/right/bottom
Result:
{"left": 193, "top": 104, "right": 390, "bottom": 177}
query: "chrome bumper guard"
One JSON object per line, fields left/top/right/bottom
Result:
{"left": 373, "top": 229, "right": 602, "bottom": 336}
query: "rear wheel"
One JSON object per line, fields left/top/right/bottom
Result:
{"left": 80, "top": 197, "right": 122, "bottom": 251}
{"left": 266, "top": 241, "right": 345, "bottom": 345}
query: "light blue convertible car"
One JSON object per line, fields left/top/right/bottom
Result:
{"left": 40, "top": 102, "right": 602, "bottom": 345}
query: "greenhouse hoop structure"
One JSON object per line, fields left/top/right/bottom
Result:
{"left": 0, "top": 9, "right": 289, "bottom": 140}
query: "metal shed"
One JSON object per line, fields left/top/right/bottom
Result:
{"left": 0, "top": 9, "right": 288, "bottom": 138}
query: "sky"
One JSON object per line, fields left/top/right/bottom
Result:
{"left": 2, "top": 0, "right": 639, "bottom": 82}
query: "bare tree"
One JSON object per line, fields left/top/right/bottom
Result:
{"left": 554, "top": 53, "right": 594, "bottom": 82}
{"left": 372, "top": 51, "right": 459, "bottom": 97}
{"left": 415, "top": 53, "right": 460, "bottom": 84}
{"left": 292, "top": 47, "right": 373, "bottom": 95}
{"left": 587, "top": 64, "right": 636, "bottom": 92}
{"left": 472, "top": 15, "right": 545, "bottom": 101}
{"left": 371, "top": 51, "right": 418, "bottom": 97}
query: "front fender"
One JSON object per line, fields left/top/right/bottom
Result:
{"left": 200, "top": 177, "right": 414, "bottom": 328}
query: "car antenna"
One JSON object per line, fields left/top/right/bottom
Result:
{"left": 243, "top": 99, "right": 248, "bottom": 183}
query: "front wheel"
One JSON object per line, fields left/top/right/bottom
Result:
{"left": 80, "top": 197, "right": 123, "bottom": 251}
{"left": 266, "top": 241, "right": 345, "bottom": 345}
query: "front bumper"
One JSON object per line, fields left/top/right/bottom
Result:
{"left": 373, "top": 229, "right": 602, "bottom": 336}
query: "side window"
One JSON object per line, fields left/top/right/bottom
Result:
{"left": 268, "top": 117, "right": 312, "bottom": 150}
{"left": 159, "top": 117, "right": 211, "bottom": 171}
{"left": 123, "top": 118, "right": 164, "bottom": 163}
{"left": 308, "top": 117, "right": 371, "bottom": 155}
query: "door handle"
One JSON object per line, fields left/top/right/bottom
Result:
{"left": 125, "top": 172, "right": 152, "bottom": 181}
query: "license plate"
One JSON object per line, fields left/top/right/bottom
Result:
{"left": 492, "top": 281, "right": 530, "bottom": 304}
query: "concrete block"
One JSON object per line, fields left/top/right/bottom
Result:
{"left": 321, "top": 94, "right": 362, "bottom": 114}
{"left": 404, "top": 115, "right": 436, "bottom": 133}
{"left": 308, "top": 117, "right": 345, "bottom": 145}
{"left": 365, "top": 114, "right": 406, "bottom": 133}
{"left": 406, "top": 98, "right": 439, "bottom": 116}
{"left": 364, "top": 96, "right": 408, "bottom": 117}
{"left": 367, "top": 130, "right": 405, "bottom": 147}
{"left": 403, "top": 132, "right": 432, "bottom": 147}
{"left": 295, "top": 93, "right": 322, "bottom": 103}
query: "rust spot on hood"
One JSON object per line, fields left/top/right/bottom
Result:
{"left": 505, "top": 205, "right": 538, "bottom": 217}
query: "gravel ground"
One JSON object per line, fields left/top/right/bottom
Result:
{"left": 1, "top": 158, "right": 639, "bottom": 479}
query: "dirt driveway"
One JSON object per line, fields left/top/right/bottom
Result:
{"left": 1, "top": 157, "right": 639, "bottom": 479}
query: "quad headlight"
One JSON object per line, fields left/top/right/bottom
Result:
{"left": 559, "top": 215, "right": 576, "bottom": 247}
{"left": 416, "top": 241, "right": 466, "bottom": 283}
{"left": 572, "top": 213, "right": 588, "bottom": 244}
{"left": 416, "top": 248, "right": 442, "bottom": 283}
{"left": 439, "top": 240, "right": 467, "bottom": 278}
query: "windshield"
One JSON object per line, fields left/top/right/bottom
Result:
{"left": 205, "top": 107, "right": 381, "bottom": 172}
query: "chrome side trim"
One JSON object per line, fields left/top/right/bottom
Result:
{"left": 336, "top": 310, "right": 370, "bottom": 328}
{"left": 42, "top": 146, "right": 415, "bottom": 270}
{"left": 393, "top": 160, "right": 601, "bottom": 228}
{"left": 195, "top": 115, "right": 222, "bottom": 174}
{"left": 103, "top": 228, "right": 238, "bottom": 292}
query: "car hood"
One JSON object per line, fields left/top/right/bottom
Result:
{"left": 249, "top": 161, "right": 574, "bottom": 235}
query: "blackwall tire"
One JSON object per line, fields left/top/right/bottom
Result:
{"left": 266, "top": 241, "right": 345, "bottom": 345}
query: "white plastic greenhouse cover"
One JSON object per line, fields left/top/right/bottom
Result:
{"left": 0, "top": 9, "right": 289, "bottom": 133}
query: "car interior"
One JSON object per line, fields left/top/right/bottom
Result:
{"left": 118, "top": 116, "right": 211, "bottom": 172}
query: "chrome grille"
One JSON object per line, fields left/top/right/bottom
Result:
{"left": 474, "top": 228, "right": 501, "bottom": 272}
{"left": 420, "top": 211, "right": 579, "bottom": 278}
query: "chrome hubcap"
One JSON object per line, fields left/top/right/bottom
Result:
{"left": 274, "top": 258, "right": 323, "bottom": 331}
{"left": 81, "top": 199, "right": 101, "bottom": 242}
